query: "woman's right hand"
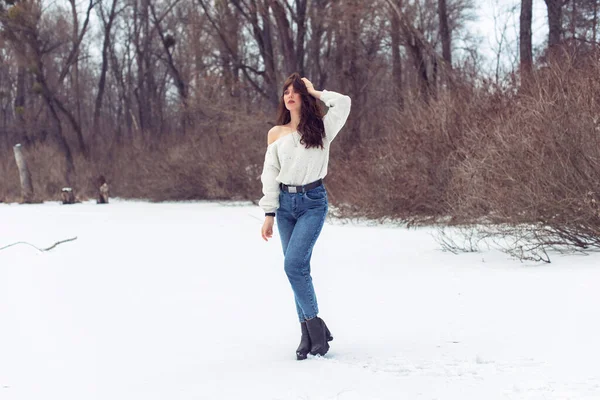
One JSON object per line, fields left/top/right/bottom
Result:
{"left": 261, "top": 216, "right": 274, "bottom": 241}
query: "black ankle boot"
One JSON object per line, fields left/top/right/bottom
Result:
{"left": 296, "top": 322, "right": 311, "bottom": 360}
{"left": 305, "top": 317, "right": 333, "bottom": 356}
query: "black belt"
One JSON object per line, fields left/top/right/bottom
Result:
{"left": 280, "top": 179, "right": 323, "bottom": 194}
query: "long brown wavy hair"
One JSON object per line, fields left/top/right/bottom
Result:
{"left": 275, "top": 72, "right": 325, "bottom": 149}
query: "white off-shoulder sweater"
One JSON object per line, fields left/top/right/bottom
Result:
{"left": 259, "top": 90, "right": 352, "bottom": 214}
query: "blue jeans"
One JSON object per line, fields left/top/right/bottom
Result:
{"left": 277, "top": 183, "right": 328, "bottom": 322}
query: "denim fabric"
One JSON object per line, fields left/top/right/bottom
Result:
{"left": 277, "top": 184, "right": 328, "bottom": 322}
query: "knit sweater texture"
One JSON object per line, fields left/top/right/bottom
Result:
{"left": 259, "top": 90, "right": 351, "bottom": 214}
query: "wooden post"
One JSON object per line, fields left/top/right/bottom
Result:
{"left": 13, "top": 144, "right": 34, "bottom": 203}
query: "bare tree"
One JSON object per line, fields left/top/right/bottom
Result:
{"left": 294, "top": 0, "right": 307, "bottom": 76}
{"left": 594, "top": 0, "right": 598, "bottom": 44}
{"left": 306, "top": 0, "right": 329, "bottom": 88}
{"left": 94, "top": 0, "right": 120, "bottom": 132}
{"left": 345, "top": 0, "right": 360, "bottom": 139}
{"left": 520, "top": 0, "right": 533, "bottom": 77}
{"left": 399, "top": 2, "right": 436, "bottom": 101}
{"left": 489, "top": 1, "right": 516, "bottom": 85}
{"left": 55, "top": 0, "right": 96, "bottom": 158}
{"left": 545, "top": 0, "right": 566, "bottom": 50}
{"left": 0, "top": 0, "right": 77, "bottom": 183}
{"left": 390, "top": 0, "right": 404, "bottom": 106}
{"left": 214, "top": 0, "right": 241, "bottom": 98}
{"left": 439, "top": 0, "right": 452, "bottom": 67}
{"left": 149, "top": 0, "right": 191, "bottom": 134}
{"left": 200, "top": 0, "right": 279, "bottom": 105}
{"left": 270, "top": 0, "right": 298, "bottom": 74}
{"left": 560, "top": 0, "right": 600, "bottom": 48}
{"left": 132, "top": 0, "right": 163, "bottom": 137}
{"left": 14, "top": 65, "right": 27, "bottom": 143}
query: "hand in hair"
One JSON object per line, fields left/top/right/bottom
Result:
{"left": 301, "top": 77, "right": 315, "bottom": 93}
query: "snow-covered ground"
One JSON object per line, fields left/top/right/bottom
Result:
{"left": 1, "top": 200, "right": 599, "bottom": 400}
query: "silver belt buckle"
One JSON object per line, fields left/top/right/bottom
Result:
{"left": 288, "top": 186, "right": 297, "bottom": 194}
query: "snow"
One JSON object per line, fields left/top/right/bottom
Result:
{"left": 1, "top": 200, "right": 599, "bottom": 400}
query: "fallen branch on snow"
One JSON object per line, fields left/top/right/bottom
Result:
{"left": 0, "top": 237, "right": 78, "bottom": 252}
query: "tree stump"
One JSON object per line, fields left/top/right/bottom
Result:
{"left": 97, "top": 175, "right": 109, "bottom": 204}
{"left": 13, "top": 144, "right": 34, "bottom": 203}
{"left": 61, "top": 187, "right": 75, "bottom": 204}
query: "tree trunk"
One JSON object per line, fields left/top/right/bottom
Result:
{"left": 57, "top": 100, "right": 88, "bottom": 155}
{"left": 134, "top": 0, "right": 153, "bottom": 137}
{"left": 114, "top": 29, "right": 136, "bottom": 140}
{"left": 593, "top": 0, "right": 597, "bottom": 45}
{"left": 308, "top": 0, "right": 327, "bottom": 88}
{"left": 408, "top": 39, "right": 431, "bottom": 103}
{"left": 259, "top": 0, "right": 278, "bottom": 104}
{"left": 545, "top": 0, "right": 564, "bottom": 50}
{"left": 295, "top": 0, "right": 307, "bottom": 76}
{"left": 13, "top": 144, "right": 34, "bottom": 203}
{"left": 271, "top": 0, "right": 297, "bottom": 74}
{"left": 333, "top": 14, "right": 344, "bottom": 89}
{"left": 41, "top": 94, "right": 75, "bottom": 184}
{"left": 438, "top": 0, "right": 452, "bottom": 67}
{"left": 15, "top": 66, "right": 28, "bottom": 144}
{"left": 520, "top": 0, "right": 533, "bottom": 78}
{"left": 343, "top": 0, "right": 361, "bottom": 144}
{"left": 386, "top": 0, "right": 433, "bottom": 102}
{"left": 94, "top": 0, "right": 119, "bottom": 132}
{"left": 55, "top": 0, "right": 92, "bottom": 158}
{"left": 70, "top": 0, "right": 83, "bottom": 142}
{"left": 216, "top": 0, "right": 240, "bottom": 98}
{"left": 41, "top": 92, "right": 76, "bottom": 186}
{"left": 149, "top": 0, "right": 190, "bottom": 134}
{"left": 390, "top": 0, "right": 403, "bottom": 107}
{"left": 222, "top": 0, "right": 279, "bottom": 104}
{"left": 570, "top": 0, "right": 576, "bottom": 39}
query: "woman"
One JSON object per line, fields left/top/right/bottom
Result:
{"left": 259, "top": 72, "right": 351, "bottom": 360}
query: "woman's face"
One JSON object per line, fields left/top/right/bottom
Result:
{"left": 283, "top": 84, "right": 301, "bottom": 112}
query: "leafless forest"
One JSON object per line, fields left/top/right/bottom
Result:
{"left": 1, "top": 0, "right": 600, "bottom": 254}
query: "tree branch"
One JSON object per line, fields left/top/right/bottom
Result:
{"left": 0, "top": 237, "right": 78, "bottom": 252}
{"left": 58, "top": 0, "right": 97, "bottom": 86}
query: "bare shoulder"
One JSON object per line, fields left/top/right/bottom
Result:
{"left": 267, "top": 125, "right": 285, "bottom": 145}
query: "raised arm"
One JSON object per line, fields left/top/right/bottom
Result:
{"left": 320, "top": 90, "right": 352, "bottom": 142}
{"left": 301, "top": 78, "right": 351, "bottom": 142}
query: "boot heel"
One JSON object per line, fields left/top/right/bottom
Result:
{"left": 326, "top": 326, "right": 333, "bottom": 342}
{"left": 306, "top": 317, "right": 331, "bottom": 356}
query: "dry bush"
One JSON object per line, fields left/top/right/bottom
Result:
{"left": 328, "top": 83, "right": 501, "bottom": 223}
{"left": 111, "top": 127, "right": 265, "bottom": 201}
{"left": 446, "top": 55, "right": 600, "bottom": 259}
{"left": 328, "top": 54, "right": 600, "bottom": 260}
{"left": 0, "top": 111, "right": 269, "bottom": 204}
{"left": 91, "top": 115, "right": 269, "bottom": 202}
